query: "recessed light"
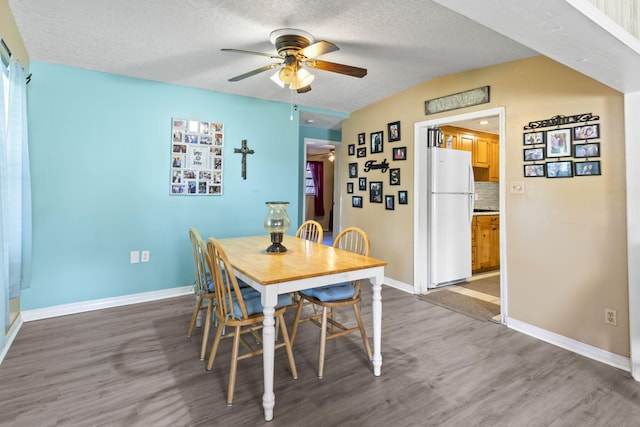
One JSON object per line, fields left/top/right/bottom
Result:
{"left": 479, "top": 120, "right": 489, "bottom": 125}
{"left": 305, "top": 119, "right": 315, "bottom": 124}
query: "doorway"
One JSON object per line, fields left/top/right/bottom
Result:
{"left": 303, "top": 138, "right": 339, "bottom": 244}
{"left": 413, "top": 107, "right": 507, "bottom": 324}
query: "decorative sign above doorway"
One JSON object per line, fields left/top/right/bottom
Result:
{"left": 424, "top": 86, "right": 490, "bottom": 115}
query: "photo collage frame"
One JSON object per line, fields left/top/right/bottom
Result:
{"left": 171, "top": 118, "right": 224, "bottom": 195}
{"left": 523, "top": 119, "right": 601, "bottom": 178}
{"left": 349, "top": 121, "right": 408, "bottom": 210}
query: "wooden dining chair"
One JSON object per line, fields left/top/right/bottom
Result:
{"left": 290, "top": 226, "right": 373, "bottom": 378}
{"left": 205, "top": 237, "right": 298, "bottom": 406}
{"left": 187, "top": 227, "right": 217, "bottom": 361}
{"left": 295, "top": 220, "right": 324, "bottom": 243}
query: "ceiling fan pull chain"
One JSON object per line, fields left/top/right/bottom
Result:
{"left": 290, "top": 90, "right": 294, "bottom": 121}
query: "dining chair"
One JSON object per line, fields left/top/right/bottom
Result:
{"left": 290, "top": 226, "right": 373, "bottom": 378}
{"left": 295, "top": 219, "right": 324, "bottom": 243}
{"left": 187, "top": 227, "right": 217, "bottom": 361}
{"left": 205, "top": 237, "right": 298, "bottom": 406}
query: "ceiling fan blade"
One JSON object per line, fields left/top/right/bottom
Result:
{"left": 299, "top": 40, "right": 339, "bottom": 59}
{"left": 297, "top": 85, "right": 312, "bottom": 94}
{"left": 228, "top": 63, "right": 279, "bottom": 82}
{"left": 306, "top": 59, "right": 367, "bottom": 78}
{"left": 221, "top": 48, "right": 281, "bottom": 59}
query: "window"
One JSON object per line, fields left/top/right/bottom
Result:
{"left": 305, "top": 163, "right": 316, "bottom": 195}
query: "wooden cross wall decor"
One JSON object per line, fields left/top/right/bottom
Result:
{"left": 234, "top": 139, "right": 254, "bottom": 180}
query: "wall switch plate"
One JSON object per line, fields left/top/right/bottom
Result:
{"left": 510, "top": 181, "right": 525, "bottom": 194}
{"left": 130, "top": 250, "right": 140, "bottom": 264}
{"left": 141, "top": 251, "right": 150, "bottom": 263}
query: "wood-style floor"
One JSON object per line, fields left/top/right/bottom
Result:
{"left": 2, "top": 286, "right": 640, "bottom": 426}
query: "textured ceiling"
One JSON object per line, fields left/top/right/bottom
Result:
{"left": 8, "top": 0, "right": 536, "bottom": 122}
{"left": 8, "top": 1, "right": 640, "bottom": 132}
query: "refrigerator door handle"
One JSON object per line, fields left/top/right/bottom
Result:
{"left": 468, "top": 163, "right": 475, "bottom": 224}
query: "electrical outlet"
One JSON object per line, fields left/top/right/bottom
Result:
{"left": 141, "top": 251, "right": 150, "bottom": 263}
{"left": 130, "top": 250, "right": 140, "bottom": 264}
{"left": 605, "top": 308, "right": 617, "bottom": 326}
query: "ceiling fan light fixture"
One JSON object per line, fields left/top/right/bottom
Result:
{"left": 296, "top": 68, "right": 315, "bottom": 87}
{"left": 270, "top": 71, "right": 285, "bottom": 88}
{"left": 279, "top": 65, "right": 296, "bottom": 84}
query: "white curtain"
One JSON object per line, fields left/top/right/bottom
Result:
{"left": 1, "top": 58, "right": 31, "bottom": 345}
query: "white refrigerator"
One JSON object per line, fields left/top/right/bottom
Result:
{"left": 427, "top": 147, "right": 475, "bottom": 288}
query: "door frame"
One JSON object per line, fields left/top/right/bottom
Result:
{"left": 413, "top": 107, "right": 507, "bottom": 323}
{"left": 302, "top": 138, "right": 340, "bottom": 233}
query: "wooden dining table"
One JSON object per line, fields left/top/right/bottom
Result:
{"left": 217, "top": 234, "right": 387, "bottom": 421}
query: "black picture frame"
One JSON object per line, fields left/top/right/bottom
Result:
{"left": 523, "top": 131, "right": 544, "bottom": 145}
{"left": 574, "top": 142, "right": 600, "bottom": 158}
{"left": 573, "top": 124, "right": 600, "bottom": 140}
{"left": 370, "top": 181, "right": 383, "bottom": 203}
{"left": 392, "top": 147, "right": 407, "bottom": 161}
{"left": 524, "top": 164, "right": 545, "bottom": 177}
{"left": 358, "top": 177, "right": 367, "bottom": 191}
{"left": 358, "top": 133, "right": 366, "bottom": 145}
{"left": 348, "top": 162, "right": 358, "bottom": 178}
{"left": 545, "top": 129, "right": 572, "bottom": 158}
{"left": 546, "top": 161, "right": 573, "bottom": 178}
{"left": 575, "top": 161, "right": 601, "bottom": 176}
{"left": 390, "top": 168, "right": 400, "bottom": 185}
{"left": 523, "top": 147, "right": 545, "bottom": 161}
{"left": 398, "top": 190, "right": 408, "bottom": 205}
{"left": 370, "top": 131, "right": 384, "bottom": 154}
{"left": 357, "top": 147, "right": 367, "bottom": 158}
{"left": 348, "top": 144, "right": 355, "bottom": 156}
{"left": 352, "top": 196, "right": 363, "bottom": 208}
{"left": 347, "top": 182, "right": 354, "bottom": 194}
{"left": 385, "top": 195, "right": 395, "bottom": 210}
{"left": 388, "top": 121, "right": 401, "bottom": 142}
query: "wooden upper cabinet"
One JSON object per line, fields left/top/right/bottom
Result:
{"left": 489, "top": 139, "right": 500, "bottom": 182}
{"left": 474, "top": 137, "right": 490, "bottom": 168}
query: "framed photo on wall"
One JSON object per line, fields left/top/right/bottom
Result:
{"left": 370, "top": 181, "right": 383, "bottom": 203}
{"left": 573, "top": 124, "right": 600, "bottom": 140}
{"left": 398, "top": 190, "right": 408, "bottom": 204}
{"left": 370, "top": 131, "right": 384, "bottom": 154}
{"left": 359, "top": 177, "right": 367, "bottom": 191}
{"left": 347, "top": 182, "right": 354, "bottom": 194}
{"left": 546, "top": 161, "right": 573, "bottom": 178}
{"left": 545, "top": 128, "right": 572, "bottom": 158}
{"left": 392, "top": 147, "right": 407, "bottom": 160}
{"left": 523, "top": 131, "right": 544, "bottom": 145}
{"left": 388, "top": 121, "right": 401, "bottom": 142}
{"left": 523, "top": 147, "right": 545, "bottom": 161}
{"left": 357, "top": 147, "right": 367, "bottom": 158}
{"left": 348, "top": 162, "right": 358, "bottom": 178}
{"left": 574, "top": 142, "right": 600, "bottom": 158}
{"left": 524, "top": 164, "right": 545, "bottom": 177}
{"left": 348, "top": 144, "right": 355, "bottom": 156}
{"left": 358, "top": 133, "right": 366, "bottom": 145}
{"left": 385, "top": 195, "right": 395, "bottom": 210}
{"left": 352, "top": 196, "right": 363, "bottom": 208}
{"left": 575, "top": 161, "right": 601, "bottom": 176}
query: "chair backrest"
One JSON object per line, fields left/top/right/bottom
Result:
{"left": 206, "top": 237, "right": 250, "bottom": 321}
{"left": 189, "top": 228, "right": 210, "bottom": 295}
{"left": 333, "top": 226, "right": 370, "bottom": 257}
{"left": 295, "top": 220, "right": 324, "bottom": 243}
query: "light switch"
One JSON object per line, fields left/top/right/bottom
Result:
{"left": 510, "top": 181, "right": 525, "bottom": 194}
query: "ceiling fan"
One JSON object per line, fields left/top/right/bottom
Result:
{"left": 222, "top": 29, "right": 367, "bottom": 93}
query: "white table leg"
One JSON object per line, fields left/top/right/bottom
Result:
{"left": 261, "top": 290, "right": 277, "bottom": 421}
{"left": 371, "top": 279, "right": 383, "bottom": 376}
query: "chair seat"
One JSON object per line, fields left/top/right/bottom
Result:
{"left": 230, "top": 291, "right": 292, "bottom": 319}
{"left": 300, "top": 283, "right": 355, "bottom": 302}
{"left": 204, "top": 271, "right": 250, "bottom": 292}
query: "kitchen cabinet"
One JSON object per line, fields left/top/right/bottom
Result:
{"left": 472, "top": 214, "right": 500, "bottom": 272}
{"left": 440, "top": 126, "right": 498, "bottom": 178}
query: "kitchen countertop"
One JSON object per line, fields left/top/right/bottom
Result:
{"left": 473, "top": 211, "right": 500, "bottom": 216}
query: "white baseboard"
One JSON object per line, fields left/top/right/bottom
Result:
{"left": 507, "top": 316, "right": 630, "bottom": 372}
{"left": 384, "top": 277, "right": 414, "bottom": 294}
{"left": 1, "top": 313, "right": 24, "bottom": 365}
{"left": 21, "top": 286, "right": 194, "bottom": 322}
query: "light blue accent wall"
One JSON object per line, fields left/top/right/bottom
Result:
{"left": 23, "top": 62, "right": 325, "bottom": 310}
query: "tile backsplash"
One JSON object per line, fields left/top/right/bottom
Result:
{"left": 474, "top": 182, "right": 499, "bottom": 210}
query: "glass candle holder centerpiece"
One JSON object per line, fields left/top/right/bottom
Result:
{"left": 264, "top": 201, "right": 291, "bottom": 253}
